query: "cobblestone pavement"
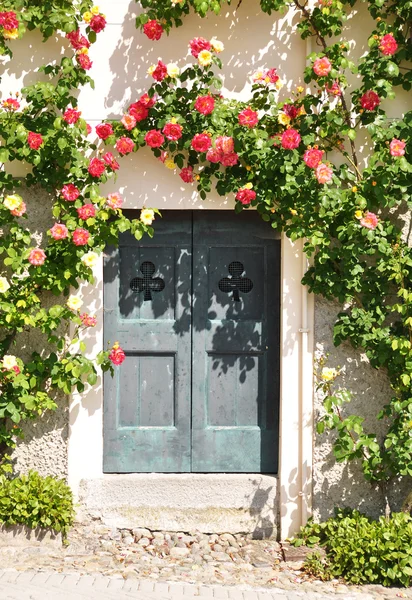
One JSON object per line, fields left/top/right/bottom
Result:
{"left": 0, "top": 514, "right": 411, "bottom": 600}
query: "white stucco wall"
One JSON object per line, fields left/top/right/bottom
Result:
{"left": 2, "top": 0, "right": 409, "bottom": 537}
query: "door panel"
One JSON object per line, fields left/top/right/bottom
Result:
{"left": 103, "top": 212, "right": 192, "bottom": 473}
{"left": 191, "top": 211, "right": 280, "bottom": 473}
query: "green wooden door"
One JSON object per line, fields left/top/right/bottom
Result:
{"left": 103, "top": 211, "right": 280, "bottom": 473}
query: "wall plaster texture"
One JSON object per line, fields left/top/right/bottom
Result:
{"left": 7, "top": 186, "right": 69, "bottom": 480}
{"left": 79, "top": 474, "right": 279, "bottom": 538}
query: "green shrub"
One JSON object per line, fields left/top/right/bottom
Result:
{"left": 292, "top": 509, "right": 412, "bottom": 587}
{"left": 0, "top": 471, "right": 74, "bottom": 536}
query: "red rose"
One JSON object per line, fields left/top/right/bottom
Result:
{"left": 143, "top": 20, "right": 163, "bottom": 41}
{"left": 27, "top": 132, "right": 43, "bottom": 150}
{"left": 116, "top": 136, "right": 135, "bottom": 155}
{"left": 238, "top": 107, "right": 259, "bottom": 128}
{"left": 360, "top": 90, "right": 380, "bottom": 111}
{"left": 236, "top": 188, "right": 256, "bottom": 205}
{"left": 206, "top": 148, "right": 223, "bottom": 163}
{"left": 152, "top": 60, "right": 168, "bottom": 82}
{"left": 215, "top": 136, "right": 234, "bottom": 155}
{"left": 96, "top": 123, "right": 113, "bottom": 139}
{"left": 266, "top": 68, "right": 279, "bottom": 83}
{"left": 191, "top": 133, "right": 212, "bottom": 153}
{"left": 77, "top": 53, "right": 92, "bottom": 71}
{"left": 109, "top": 343, "right": 126, "bottom": 366}
{"left": 102, "top": 152, "right": 120, "bottom": 171}
{"left": 139, "top": 93, "right": 156, "bottom": 108}
{"left": 303, "top": 147, "right": 324, "bottom": 169}
{"left": 90, "top": 14, "right": 106, "bottom": 33}
{"left": 379, "top": 34, "right": 397, "bottom": 56}
{"left": 72, "top": 228, "right": 90, "bottom": 246}
{"left": 61, "top": 184, "right": 80, "bottom": 201}
{"left": 86, "top": 124, "right": 92, "bottom": 135}
{"left": 2, "top": 98, "right": 20, "bottom": 111}
{"left": 0, "top": 11, "right": 18, "bottom": 30}
{"left": 281, "top": 128, "right": 301, "bottom": 150}
{"left": 194, "top": 95, "right": 215, "bottom": 115}
{"left": 66, "top": 30, "right": 90, "bottom": 50}
{"left": 179, "top": 167, "right": 194, "bottom": 183}
{"left": 145, "top": 130, "right": 165, "bottom": 148}
{"left": 162, "top": 122, "right": 183, "bottom": 141}
{"left": 63, "top": 108, "right": 81, "bottom": 124}
{"left": 283, "top": 103, "right": 299, "bottom": 119}
{"left": 77, "top": 204, "right": 96, "bottom": 220}
{"left": 88, "top": 157, "right": 106, "bottom": 178}
{"left": 190, "top": 37, "right": 211, "bottom": 58}
{"left": 129, "top": 102, "right": 149, "bottom": 122}
{"left": 220, "top": 152, "right": 238, "bottom": 167}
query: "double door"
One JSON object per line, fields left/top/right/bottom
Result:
{"left": 103, "top": 211, "right": 280, "bottom": 473}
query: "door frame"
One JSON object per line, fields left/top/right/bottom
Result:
{"left": 67, "top": 212, "right": 314, "bottom": 539}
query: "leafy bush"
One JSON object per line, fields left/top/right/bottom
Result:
{"left": 292, "top": 509, "right": 412, "bottom": 587}
{"left": 0, "top": 471, "right": 74, "bottom": 536}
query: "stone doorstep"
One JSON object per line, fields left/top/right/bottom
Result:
{"left": 0, "top": 524, "right": 63, "bottom": 548}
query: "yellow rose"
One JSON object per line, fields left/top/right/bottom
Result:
{"left": 210, "top": 37, "right": 224, "bottom": 53}
{"left": 77, "top": 47, "right": 89, "bottom": 55}
{"left": 140, "top": 208, "right": 155, "bottom": 226}
{"left": 297, "top": 86, "right": 304, "bottom": 94}
{"left": 147, "top": 65, "right": 156, "bottom": 76}
{"left": 91, "top": 5, "right": 100, "bottom": 15}
{"left": 164, "top": 159, "right": 176, "bottom": 170}
{"left": 2, "top": 355, "right": 18, "bottom": 370}
{"left": 81, "top": 251, "right": 99, "bottom": 268}
{"left": 0, "top": 277, "right": 10, "bottom": 293}
{"left": 167, "top": 63, "right": 180, "bottom": 78}
{"left": 275, "top": 80, "right": 284, "bottom": 90}
{"left": 321, "top": 367, "right": 338, "bottom": 382}
{"left": 67, "top": 295, "right": 83, "bottom": 311}
{"left": 83, "top": 11, "right": 92, "bottom": 22}
{"left": 244, "top": 183, "right": 253, "bottom": 190}
{"left": 278, "top": 113, "right": 291, "bottom": 126}
{"left": 198, "top": 50, "right": 213, "bottom": 67}
{"left": 4, "top": 194, "right": 23, "bottom": 211}
{"left": 355, "top": 210, "right": 363, "bottom": 219}
{"left": 290, "top": 209, "right": 298, "bottom": 216}
{"left": 3, "top": 29, "right": 19, "bottom": 40}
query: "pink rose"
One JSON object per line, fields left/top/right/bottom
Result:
{"left": 281, "top": 129, "right": 301, "bottom": 150}
{"left": 220, "top": 152, "right": 239, "bottom": 166}
{"left": 303, "top": 148, "right": 324, "bottom": 169}
{"left": 61, "top": 184, "right": 80, "bottom": 201}
{"left": 102, "top": 152, "right": 120, "bottom": 171}
{"left": 28, "top": 248, "right": 46, "bottom": 266}
{"left": 63, "top": 108, "right": 81, "bottom": 124}
{"left": 190, "top": 37, "right": 211, "bottom": 58}
{"left": 90, "top": 14, "right": 106, "bottom": 33}
{"left": 315, "top": 163, "right": 333, "bottom": 184}
{"left": 360, "top": 211, "right": 379, "bottom": 230}
{"left": 109, "top": 343, "right": 126, "bottom": 366}
{"left": 66, "top": 30, "right": 90, "bottom": 51}
{"left": 325, "top": 81, "right": 341, "bottom": 96}
{"left": 389, "top": 139, "right": 406, "bottom": 157}
{"left": 50, "top": 223, "right": 69, "bottom": 240}
{"left": 215, "top": 136, "right": 234, "bottom": 155}
{"left": 88, "top": 157, "right": 106, "bottom": 178}
{"left": 206, "top": 148, "right": 223, "bottom": 163}
{"left": 86, "top": 123, "right": 92, "bottom": 135}
{"left": 96, "top": 123, "right": 113, "bottom": 140}
{"left": 80, "top": 313, "right": 97, "bottom": 327}
{"left": 194, "top": 95, "right": 215, "bottom": 115}
{"left": 121, "top": 114, "right": 137, "bottom": 131}
{"left": 360, "top": 90, "right": 380, "bottom": 111}
{"left": 128, "top": 102, "right": 149, "bottom": 122}
{"left": 191, "top": 133, "right": 212, "bottom": 153}
{"left": 139, "top": 93, "right": 156, "bottom": 108}
{"left": 145, "top": 130, "right": 165, "bottom": 148}
{"left": 27, "top": 132, "right": 43, "bottom": 150}
{"left": 116, "top": 137, "right": 135, "bottom": 155}
{"left": 143, "top": 20, "right": 163, "bottom": 41}
{"left": 151, "top": 60, "right": 168, "bottom": 82}
{"left": 73, "top": 228, "right": 90, "bottom": 246}
{"left": 11, "top": 201, "right": 26, "bottom": 217}
{"left": 236, "top": 188, "right": 256, "bottom": 205}
{"left": 379, "top": 34, "right": 397, "bottom": 56}
{"left": 313, "top": 56, "right": 332, "bottom": 77}
{"left": 76, "top": 53, "right": 92, "bottom": 71}
{"left": 162, "top": 122, "right": 183, "bottom": 141}
{"left": 77, "top": 204, "right": 96, "bottom": 220}
{"left": 2, "top": 98, "right": 20, "bottom": 111}
{"left": 106, "top": 192, "right": 123, "bottom": 210}
{"left": 238, "top": 108, "right": 259, "bottom": 128}
{"left": 179, "top": 167, "right": 194, "bottom": 183}
{"left": 0, "top": 11, "right": 19, "bottom": 30}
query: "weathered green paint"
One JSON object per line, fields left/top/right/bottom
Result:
{"left": 103, "top": 211, "right": 280, "bottom": 473}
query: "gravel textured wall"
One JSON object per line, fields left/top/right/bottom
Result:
{"left": 7, "top": 185, "right": 69, "bottom": 480}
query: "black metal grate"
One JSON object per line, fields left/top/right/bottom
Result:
{"left": 218, "top": 261, "right": 253, "bottom": 302}
{"left": 130, "top": 261, "right": 165, "bottom": 301}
